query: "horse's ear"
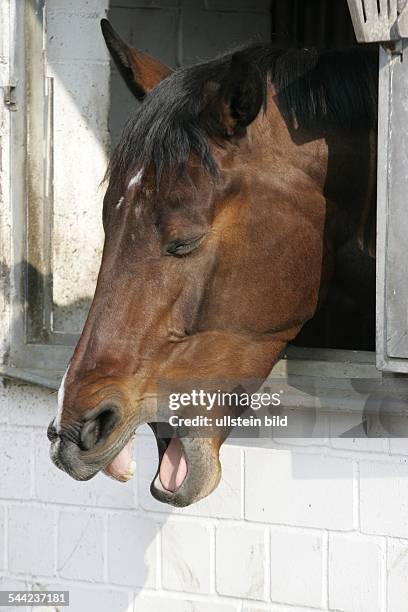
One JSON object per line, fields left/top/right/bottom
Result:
{"left": 216, "top": 51, "right": 265, "bottom": 137}
{"left": 101, "top": 19, "right": 173, "bottom": 101}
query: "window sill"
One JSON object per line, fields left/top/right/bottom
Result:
{"left": 0, "top": 364, "right": 63, "bottom": 390}
{"left": 0, "top": 347, "right": 382, "bottom": 415}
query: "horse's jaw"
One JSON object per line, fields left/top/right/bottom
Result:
{"left": 98, "top": 422, "right": 219, "bottom": 507}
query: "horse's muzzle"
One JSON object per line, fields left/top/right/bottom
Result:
{"left": 46, "top": 403, "right": 127, "bottom": 481}
{"left": 47, "top": 413, "right": 223, "bottom": 506}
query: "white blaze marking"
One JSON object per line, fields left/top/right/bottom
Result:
{"left": 55, "top": 365, "right": 70, "bottom": 432}
{"left": 115, "top": 169, "right": 144, "bottom": 213}
{"left": 128, "top": 168, "right": 143, "bottom": 190}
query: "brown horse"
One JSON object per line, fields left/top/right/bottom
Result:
{"left": 47, "top": 20, "right": 377, "bottom": 506}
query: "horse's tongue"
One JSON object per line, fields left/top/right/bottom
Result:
{"left": 103, "top": 438, "right": 135, "bottom": 482}
{"left": 159, "top": 438, "right": 188, "bottom": 492}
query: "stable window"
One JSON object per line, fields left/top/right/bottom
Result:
{"left": 2, "top": 0, "right": 406, "bottom": 391}
{"left": 2, "top": 0, "right": 108, "bottom": 386}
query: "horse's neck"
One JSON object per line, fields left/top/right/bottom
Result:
{"left": 259, "top": 98, "right": 376, "bottom": 230}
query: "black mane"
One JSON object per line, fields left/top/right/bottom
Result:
{"left": 108, "top": 45, "right": 378, "bottom": 186}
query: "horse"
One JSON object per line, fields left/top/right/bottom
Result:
{"left": 47, "top": 19, "right": 377, "bottom": 507}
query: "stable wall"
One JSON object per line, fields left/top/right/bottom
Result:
{"left": 1, "top": 2, "right": 408, "bottom": 612}
{"left": 2, "top": 382, "right": 408, "bottom": 612}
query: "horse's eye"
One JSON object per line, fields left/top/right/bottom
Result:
{"left": 165, "top": 235, "right": 204, "bottom": 257}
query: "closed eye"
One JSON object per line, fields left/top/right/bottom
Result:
{"left": 165, "top": 235, "right": 205, "bottom": 257}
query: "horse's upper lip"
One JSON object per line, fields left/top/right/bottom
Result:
{"left": 49, "top": 420, "right": 137, "bottom": 481}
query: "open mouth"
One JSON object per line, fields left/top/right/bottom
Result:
{"left": 49, "top": 416, "right": 220, "bottom": 507}
{"left": 102, "top": 423, "right": 188, "bottom": 493}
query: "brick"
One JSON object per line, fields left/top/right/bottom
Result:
{"left": 205, "top": 0, "right": 271, "bottom": 10}
{"left": 331, "top": 436, "right": 387, "bottom": 452}
{"left": 360, "top": 460, "right": 408, "bottom": 537}
{"left": 34, "top": 433, "right": 136, "bottom": 509}
{"left": 387, "top": 539, "right": 408, "bottom": 612}
{"left": 0, "top": 430, "right": 32, "bottom": 499}
{"left": 328, "top": 534, "right": 382, "bottom": 612}
{"left": 58, "top": 511, "right": 104, "bottom": 582}
{"left": 245, "top": 448, "right": 354, "bottom": 530}
{"left": 47, "top": 12, "right": 109, "bottom": 63}
{"left": 329, "top": 413, "right": 388, "bottom": 452}
{"left": 389, "top": 438, "right": 408, "bottom": 455}
{"left": 272, "top": 401, "right": 329, "bottom": 443}
{"left": 188, "top": 603, "right": 239, "bottom": 612}
{"left": 182, "top": 8, "right": 271, "bottom": 66}
{"left": 162, "top": 520, "right": 211, "bottom": 594}
{"left": 274, "top": 437, "right": 329, "bottom": 447}
{"left": 48, "top": 63, "right": 110, "bottom": 138}
{"left": 133, "top": 595, "right": 238, "bottom": 612}
{"left": 216, "top": 524, "right": 267, "bottom": 600}
{"left": 8, "top": 506, "right": 56, "bottom": 576}
{"left": 48, "top": 0, "right": 109, "bottom": 13}
{"left": 109, "top": 6, "right": 178, "bottom": 67}
{"left": 108, "top": 513, "right": 158, "bottom": 588}
{"left": 243, "top": 606, "right": 314, "bottom": 612}
{"left": 109, "top": 71, "right": 139, "bottom": 149}
{"left": 0, "top": 405, "right": 7, "bottom": 424}
{"left": 0, "top": 507, "right": 5, "bottom": 570}
{"left": 110, "top": 0, "right": 179, "bottom": 8}
{"left": 270, "top": 528, "right": 324, "bottom": 607}
{"left": 0, "top": 382, "right": 57, "bottom": 428}
{"left": 67, "top": 585, "right": 132, "bottom": 612}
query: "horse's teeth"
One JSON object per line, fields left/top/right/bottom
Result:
{"left": 121, "top": 460, "right": 136, "bottom": 482}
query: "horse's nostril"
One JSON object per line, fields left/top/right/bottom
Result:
{"left": 80, "top": 419, "right": 100, "bottom": 450}
{"left": 47, "top": 418, "right": 58, "bottom": 442}
{"left": 79, "top": 405, "right": 120, "bottom": 451}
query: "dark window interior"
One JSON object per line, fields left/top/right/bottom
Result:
{"left": 108, "top": 0, "right": 375, "bottom": 352}
{"left": 271, "top": 0, "right": 356, "bottom": 48}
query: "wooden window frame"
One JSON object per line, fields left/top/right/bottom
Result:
{"left": 1, "top": 0, "right": 74, "bottom": 387}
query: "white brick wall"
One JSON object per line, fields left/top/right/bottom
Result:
{"left": 387, "top": 539, "right": 408, "bottom": 612}
{"left": 161, "top": 520, "right": 212, "bottom": 594}
{"left": 328, "top": 534, "right": 384, "bottom": 612}
{"left": 108, "top": 514, "right": 158, "bottom": 588}
{"left": 58, "top": 512, "right": 105, "bottom": 582}
{"left": 245, "top": 449, "right": 354, "bottom": 530}
{"left": 1, "top": 381, "right": 408, "bottom": 611}
{"left": 216, "top": 525, "right": 268, "bottom": 600}
{"left": 270, "top": 528, "right": 325, "bottom": 608}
